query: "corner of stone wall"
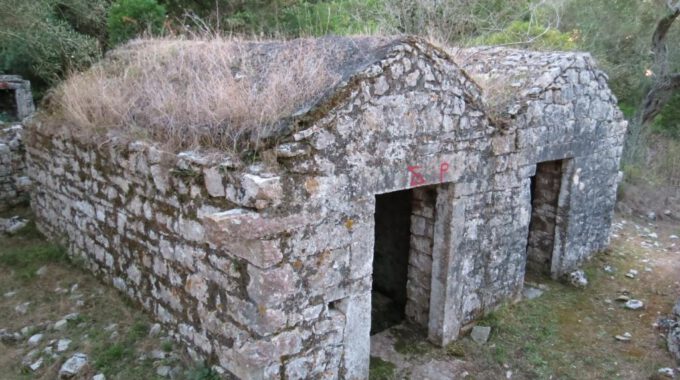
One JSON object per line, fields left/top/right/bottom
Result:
{"left": 0, "top": 123, "right": 30, "bottom": 210}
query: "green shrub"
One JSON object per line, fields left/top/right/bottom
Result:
{"left": 472, "top": 20, "right": 577, "bottom": 50}
{"left": 618, "top": 102, "right": 637, "bottom": 120}
{"left": 280, "top": 0, "right": 386, "bottom": 36}
{"left": 0, "top": 0, "right": 103, "bottom": 95}
{"left": 651, "top": 92, "right": 680, "bottom": 139}
{"left": 221, "top": 0, "right": 388, "bottom": 37}
{"left": 107, "top": 0, "right": 166, "bottom": 45}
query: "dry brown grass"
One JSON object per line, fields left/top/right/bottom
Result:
{"left": 46, "top": 35, "right": 390, "bottom": 152}
{"left": 443, "top": 47, "right": 526, "bottom": 128}
{"left": 462, "top": 72, "right": 524, "bottom": 128}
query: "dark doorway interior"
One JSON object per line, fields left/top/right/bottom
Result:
{"left": 372, "top": 189, "right": 412, "bottom": 334}
{"left": 0, "top": 89, "right": 17, "bottom": 121}
{"left": 526, "top": 160, "right": 565, "bottom": 277}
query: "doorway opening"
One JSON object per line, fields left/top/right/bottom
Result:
{"left": 0, "top": 89, "right": 17, "bottom": 121}
{"left": 372, "top": 189, "right": 412, "bottom": 334}
{"left": 371, "top": 186, "right": 437, "bottom": 335}
{"left": 526, "top": 160, "right": 566, "bottom": 277}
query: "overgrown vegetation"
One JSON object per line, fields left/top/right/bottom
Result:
{"left": 107, "top": 0, "right": 166, "bottom": 45}
{"left": 46, "top": 35, "right": 388, "bottom": 151}
{"left": 0, "top": 0, "right": 106, "bottom": 97}
{"left": 472, "top": 20, "right": 578, "bottom": 50}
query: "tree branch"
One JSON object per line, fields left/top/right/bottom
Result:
{"left": 651, "top": 7, "right": 680, "bottom": 76}
{"left": 641, "top": 73, "right": 680, "bottom": 124}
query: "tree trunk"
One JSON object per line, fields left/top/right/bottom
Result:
{"left": 638, "top": 2, "right": 680, "bottom": 125}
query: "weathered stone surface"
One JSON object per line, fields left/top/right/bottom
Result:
{"left": 470, "top": 326, "right": 491, "bottom": 344}
{"left": 624, "top": 299, "right": 645, "bottom": 310}
{"left": 409, "top": 359, "right": 464, "bottom": 380}
{"left": 227, "top": 173, "right": 283, "bottom": 210}
{"left": 0, "top": 125, "right": 31, "bottom": 210}
{"left": 522, "top": 286, "right": 544, "bottom": 300}
{"left": 27, "top": 333, "right": 43, "bottom": 346}
{"left": 203, "top": 166, "right": 225, "bottom": 197}
{"left": 203, "top": 209, "right": 313, "bottom": 241}
{"left": 668, "top": 326, "right": 680, "bottom": 364}
{"left": 1, "top": 216, "right": 28, "bottom": 234}
{"left": 28, "top": 358, "right": 43, "bottom": 371}
{"left": 247, "top": 264, "right": 298, "bottom": 306}
{"left": 57, "top": 339, "right": 71, "bottom": 352}
{"left": 673, "top": 298, "right": 680, "bottom": 318}
{"left": 0, "top": 95, "right": 33, "bottom": 210}
{"left": 568, "top": 270, "right": 589, "bottom": 288}
{"left": 59, "top": 353, "right": 89, "bottom": 379}
{"left": 202, "top": 209, "right": 325, "bottom": 268}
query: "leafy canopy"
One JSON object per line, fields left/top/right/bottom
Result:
{"left": 107, "top": 0, "right": 166, "bottom": 45}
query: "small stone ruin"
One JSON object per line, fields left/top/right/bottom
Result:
{"left": 0, "top": 75, "right": 34, "bottom": 210}
{"left": 25, "top": 36, "right": 626, "bottom": 379}
{"left": 0, "top": 75, "right": 35, "bottom": 122}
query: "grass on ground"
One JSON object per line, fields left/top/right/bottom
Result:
{"left": 0, "top": 206, "right": 220, "bottom": 380}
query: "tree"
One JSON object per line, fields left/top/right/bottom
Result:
{"left": 0, "top": 0, "right": 104, "bottom": 95}
{"left": 639, "top": 0, "right": 680, "bottom": 125}
{"left": 107, "top": 0, "right": 166, "bottom": 46}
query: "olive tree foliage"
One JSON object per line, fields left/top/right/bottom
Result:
{"left": 383, "top": 0, "right": 568, "bottom": 46}
{"left": 108, "top": 0, "right": 166, "bottom": 45}
{"left": 160, "top": 0, "right": 388, "bottom": 37}
{"left": 561, "top": 0, "right": 679, "bottom": 108}
{"left": 0, "top": 0, "right": 107, "bottom": 94}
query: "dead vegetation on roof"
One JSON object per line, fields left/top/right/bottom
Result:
{"left": 45, "top": 35, "right": 390, "bottom": 152}
{"left": 445, "top": 47, "right": 529, "bottom": 128}
{"left": 469, "top": 73, "right": 527, "bottom": 128}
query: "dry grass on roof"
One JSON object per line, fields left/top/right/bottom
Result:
{"left": 45, "top": 35, "right": 391, "bottom": 152}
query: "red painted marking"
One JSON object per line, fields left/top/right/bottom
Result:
{"left": 0, "top": 82, "right": 8, "bottom": 89}
{"left": 407, "top": 165, "right": 427, "bottom": 187}
{"left": 440, "top": 162, "right": 450, "bottom": 182}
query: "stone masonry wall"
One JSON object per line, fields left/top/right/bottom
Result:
{"left": 0, "top": 124, "right": 30, "bottom": 210}
{"left": 526, "top": 160, "right": 564, "bottom": 275}
{"left": 454, "top": 49, "right": 627, "bottom": 326}
{"left": 272, "top": 39, "right": 495, "bottom": 350}
{"left": 405, "top": 186, "right": 436, "bottom": 328}
{"left": 27, "top": 129, "right": 336, "bottom": 379}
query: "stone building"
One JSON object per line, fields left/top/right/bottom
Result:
{"left": 27, "top": 36, "right": 626, "bottom": 379}
{"left": 0, "top": 75, "right": 34, "bottom": 210}
{"left": 0, "top": 75, "right": 35, "bottom": 122}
